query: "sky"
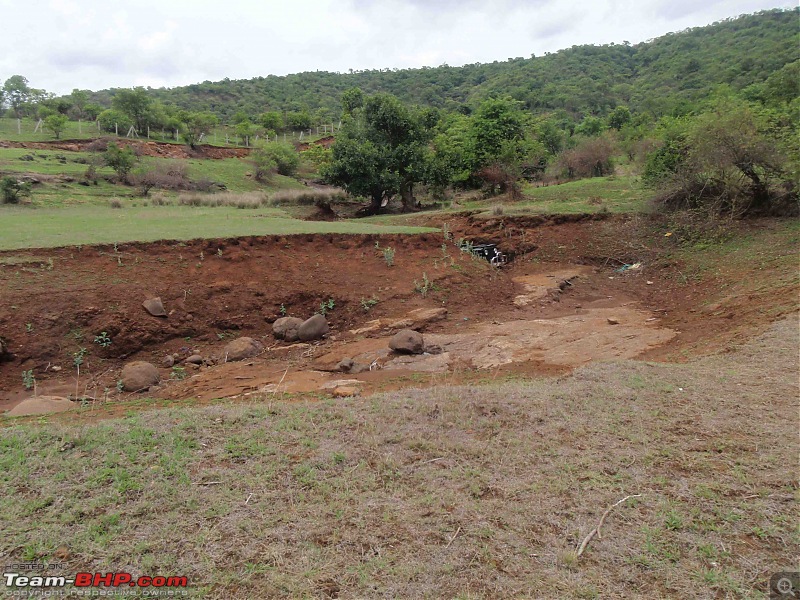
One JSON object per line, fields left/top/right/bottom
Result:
{"left": 0, "top": 0, "right": 793, "bottom": 96}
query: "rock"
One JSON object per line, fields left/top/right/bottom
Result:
{"left": 298, "top": 314, "right": 330, "bottom": 341}
{"left": 143, "top": 297, "right": 167, "bottom": 317}
{"left": 121, "top": 361, "right": 160, "bottom": 392}
{"left": 321, "top": 379, "right": 364, "bottom": 390}
{"left": 273, "top": 317, "right": 304, "bottom": 342}
{"left": 162, "top": 355, "right": 175, "bottom": 367}
{"left": 185, "top": 354, "right": 203, "bottom": 365}
{"left": 389, "top": 329, "right": 424, "bottom": 354}
{"left": 332, "top": 386, "right": 360, "bottom": 398}
{"left": 337, "top": 358, "right": 355, "bottom": 373}
{"left": 223, "top": 337, "right": 263, "bottom": 361}
{"left": 6, "top": 396, "right": 74, "bottom": 417}
{"left": 388, "top": 307, "right": 448, "bottom": 330}
{"left": 607, "top": 317, "right": 620, "bottom": 325}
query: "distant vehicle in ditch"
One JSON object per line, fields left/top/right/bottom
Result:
{"left": 459, "top": 241, "right": 507, "bottom": 266}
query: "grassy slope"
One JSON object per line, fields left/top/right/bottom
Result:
{"left": 1, "top": 318, "right": 796, "bottom": 598}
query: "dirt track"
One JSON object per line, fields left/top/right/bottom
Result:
{"left": 0, "top": 216, "right": 796, "bottom": 415}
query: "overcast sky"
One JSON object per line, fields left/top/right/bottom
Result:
{"left": 0, "top": 0, "right": 793, "bottom": 96}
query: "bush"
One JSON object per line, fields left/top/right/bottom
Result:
{"left": 176, "top": 191, "right": 269, "bottom": 209}
{"left": 1, "top": 177, "right": 31, "bottom": 204}
{"left": 251, "top": 142, "right": 300, "bottom": 180}
{"left": 645, "top": 100, "right": 798, "bottom": 217}
{"left": 269, "top": 188, "right": 348, "bottom": 206}
{"left": 553, "top": 136, "right": 615, "bottom": 179}
{"left": 131, "top": 161, "right": 191, "bottom": 196}
{"left": 104, "top": 143, "right": 137, "bottom": 182}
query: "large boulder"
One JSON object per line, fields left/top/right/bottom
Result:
{"left": 389, "top": 329, "right": 424, "bottom": 354}
{"left": 223, "top": 337, "right": 263, "bottom": 361}
{"left": 6, "top": 396, "right": 74, "bottom": 417}
{"left": 121, "top": 361, "right": 160, "bottom": 392}
{"left": 298, "top": 314, "right": 330, "bottom": 341}
{"left": 273, "top": 317, "right": 304, "bottom": 342}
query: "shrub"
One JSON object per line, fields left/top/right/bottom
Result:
{"left": 251, "top": 142, "right": 300, "bottom": 180}
{"left": 104, "top": 143, "right": 137, "bottom": 182}
{"left": 108, "top": 198, "right": 123, "bottom": 208}
{"left": 1, "top": 177, "right": 31, "bottom": 204}
{"left": 553, "top": 135, "right": 615, "bottom": 179}
{"left": 176, "top": 191, "right": 269, "bottom": 209}
{"left": 131, "top": 161, "right": 191, "bottom": 196}
{"left": 270, "top": 188, "right": 348, "bottom": 206}
{"left": 645, "top": 100, "right": 798, "bottom": 217}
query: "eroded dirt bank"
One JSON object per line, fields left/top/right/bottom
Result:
{"left": 0, "top": 216, "right": 796, "bottom": 415}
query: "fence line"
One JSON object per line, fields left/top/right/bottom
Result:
{"left": 0, "top": 118, "right": 341, "bottom": 147}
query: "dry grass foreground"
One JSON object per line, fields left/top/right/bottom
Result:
{"left": 1, "top": 316, "right": 798, "bottom": 599}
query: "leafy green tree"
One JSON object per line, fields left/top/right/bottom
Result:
{"left": 341, "top": 87, "right": 364, "bottom": 115}
{"left": 84, "top": 103, "right": 104, "bottom": 121}
{"left": 607, "top": 106, "right": 632, "bottom": 130}
{"left": 234, "top": 119, "right": 255, "bottom": 145}
{"left": 3, "top": 75, "right": 32, "bottom": 117}
{"left": 104, "top": 143, "right": 137, "bottom": 182}
{"left": 285, "top": 110, "right": 312, "bottom": 130}
{"left": 180, "top": 111, "right": 218, "bottom": 148}
{"left": 574, "top": 115, "right": 605, "bottom": 137}
{"left": 325, "top": 93, "right": 432, "bottom": 212}
{"left": 259, "top": 111, "right": 283, "bottom": 132}
{"left": 43, "top": 114, "right": 68, "bottom": 139}
{"left": 111, "top": 87, "right": 154, "bottom": 133}
{"left": 468, "top": 97, "right": 525, "bottom": 169}
{"left": 536, "top": 119, "right": 565, "bottom": 155}
{"left": 69, "top": 89, "right": 89, "bottom": 119}
{"left": 98, "top": 109, "right": 133, "bottom": 134}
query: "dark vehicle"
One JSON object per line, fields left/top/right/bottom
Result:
{"left": 460, "top": 242, "right": 507, "bottom": 266}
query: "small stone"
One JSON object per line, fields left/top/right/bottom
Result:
{"left": 142, "top": 297, "right": 167, "bottom": 317}
{"left": 185, "top": 354, "right": 203, "bottom": 365}
{"left": 51, "top": 365, "right": 62, "bottom": 372}
{"left": 332, "top": 386, "right": 360, "bottom": 398}
{"left": 162, "top": 355, "right": 175, "bottom": 367}
{"left": 337, "top": 358, "right": 355, "bottom": 373}
{"left": 389, "top": 329, "right": 424, "bottom": 354}
{"left": 607, "top": 317, "right": 620, "bottom": 325}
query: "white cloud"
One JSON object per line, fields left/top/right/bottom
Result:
{"left": 0, "top": 0, "right": 793, "bottom": 95}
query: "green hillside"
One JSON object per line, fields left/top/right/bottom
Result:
{"left": 84, "top": 8, "right": 798, "bottom": 122}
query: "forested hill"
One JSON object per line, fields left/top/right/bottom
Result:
{"left": 90, "top": 8, "right": 797, "bottom": 122}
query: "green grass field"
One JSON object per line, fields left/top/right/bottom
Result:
{"left": 0, "top": 205, "right": 436, "bottom": 250}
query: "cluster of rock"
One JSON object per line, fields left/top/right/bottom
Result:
{"left": 272, "top": 314, "right": 330, "bottom": 342}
